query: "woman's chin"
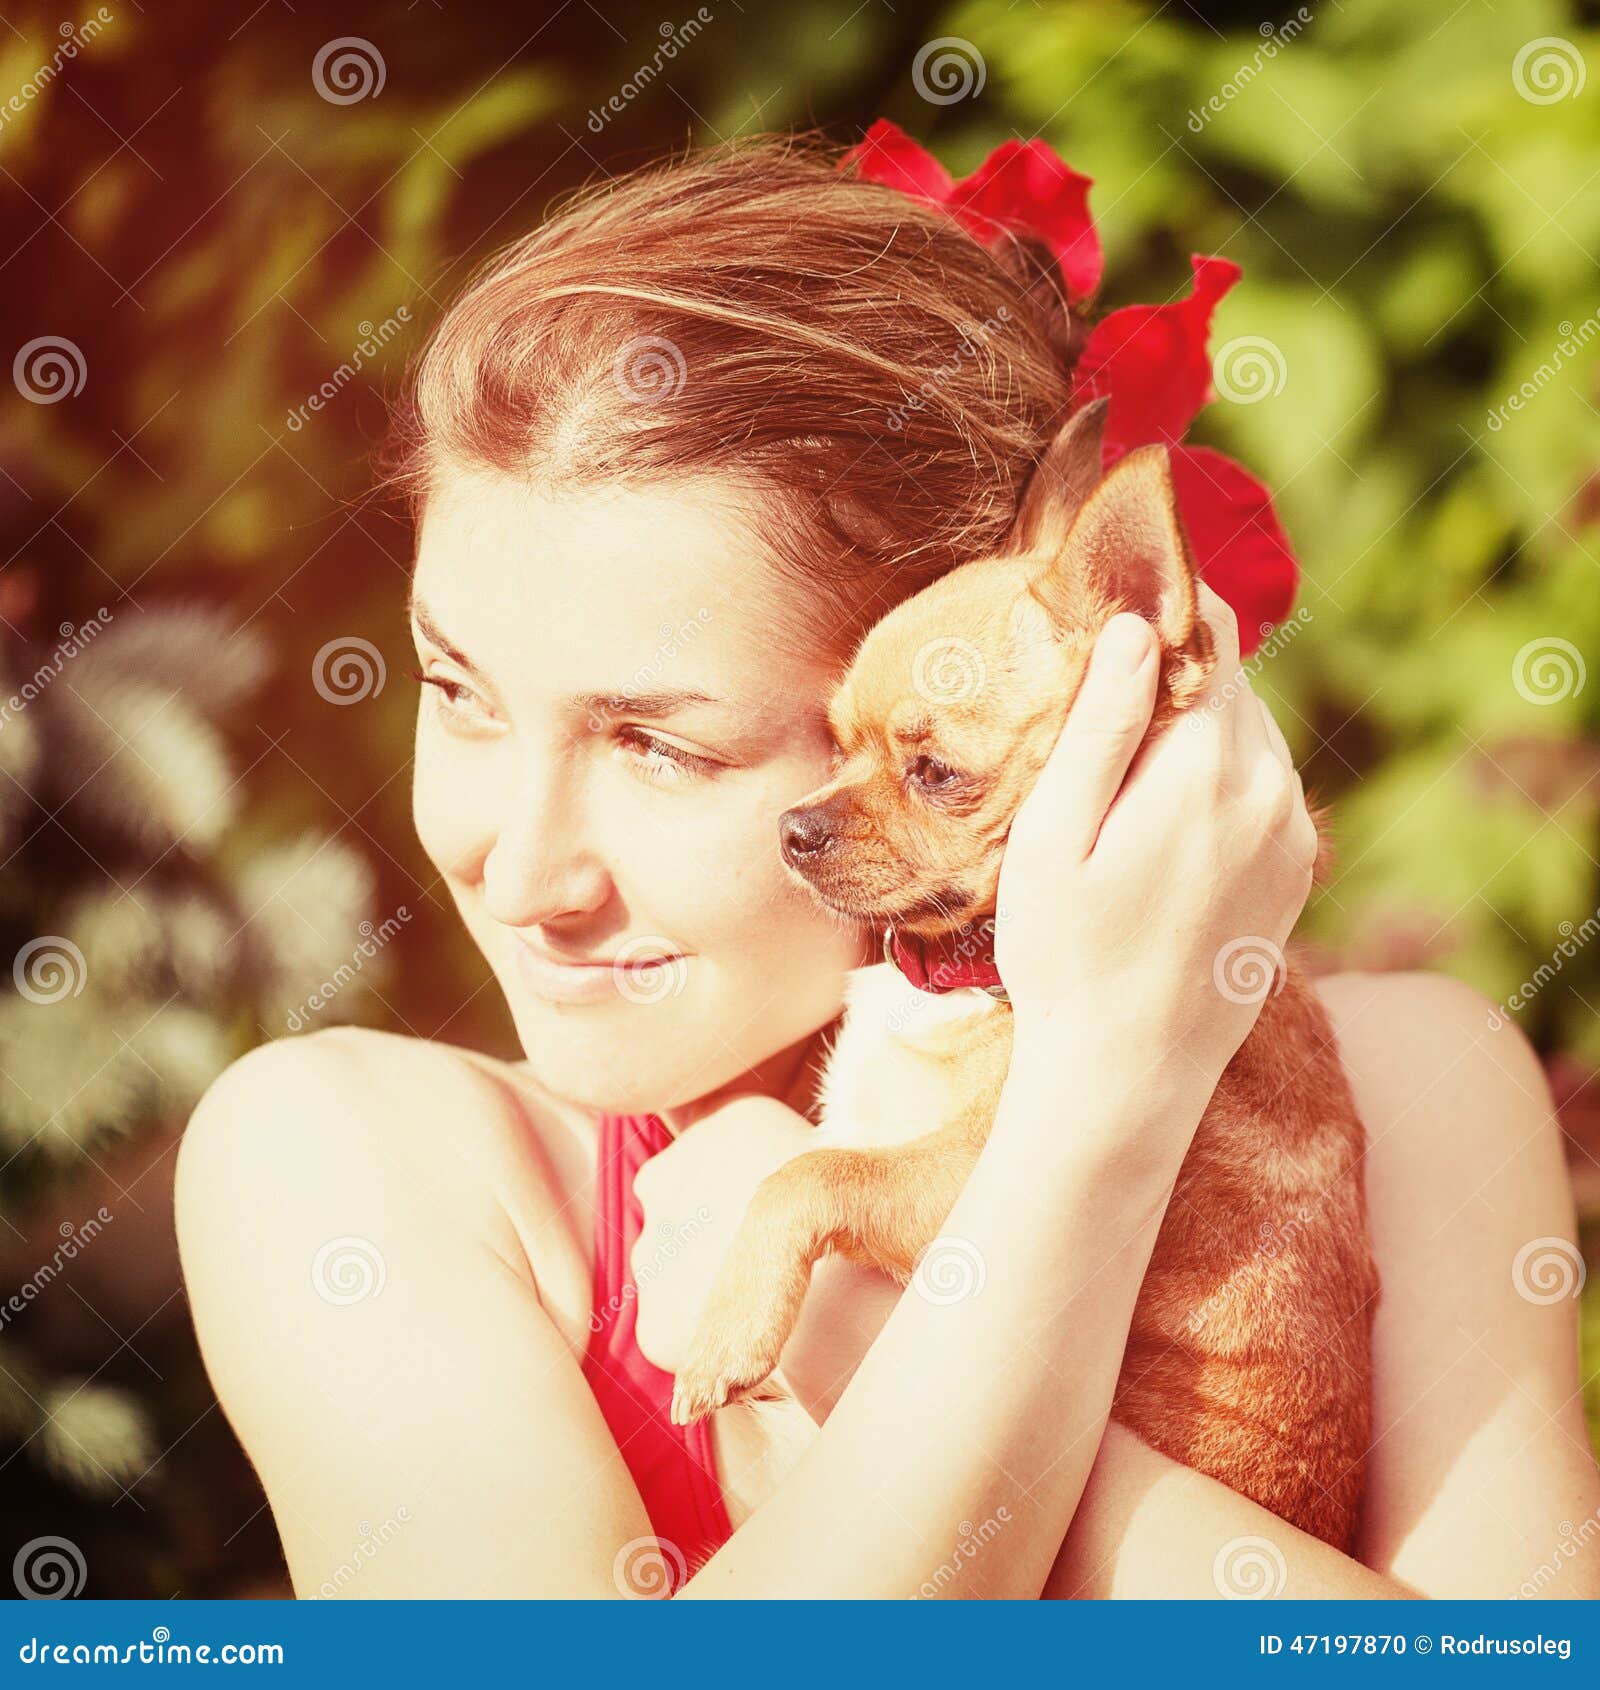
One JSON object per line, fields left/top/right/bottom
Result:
{"left": 503, "top": 1000, "right": 714, "bottom": 1115}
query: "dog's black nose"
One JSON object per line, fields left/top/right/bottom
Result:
{"left": 779, "top": 806, "right": 835, "bottom": 863}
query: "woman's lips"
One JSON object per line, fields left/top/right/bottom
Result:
{"left": 510, "top": 939, "right": 688, "bottom": 1006}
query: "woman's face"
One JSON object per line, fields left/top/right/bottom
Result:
{"left": 409, "top": 466, "right": 871, "bottom": 1112}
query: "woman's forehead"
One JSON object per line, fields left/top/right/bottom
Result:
{"left": 412, "top": 469, "right": 845, "bottom": 701}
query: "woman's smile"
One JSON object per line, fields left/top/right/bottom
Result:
{"left": 508, "top": 930, "right": 689, "bottom": 1006}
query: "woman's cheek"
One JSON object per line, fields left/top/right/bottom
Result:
{"left": 411, "top": 710, "right": 495, "bottom": 884}
{"left": 691, "top": 776, "right": 836, "bottom": 937}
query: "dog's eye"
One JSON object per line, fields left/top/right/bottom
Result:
{"left": 909, "top": 754, "right": 961, "bottom": 790}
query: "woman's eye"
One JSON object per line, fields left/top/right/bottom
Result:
{"left": 910, "top": 754, "right": 960, "bottom": 790}
{"left": 616, "top": 726, "right": 717, "bottom": 783}
{"left": 414, "top": 671, "right": 493, "bottom": 725}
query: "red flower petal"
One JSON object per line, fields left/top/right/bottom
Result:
{"left": 950, "top": 140, "right": 1101, "bottom": 301}
{"left": 1169, "top": 446, "right": 1299, "bottom": 657}
{"left": 840, "top": 118, "right": 954, "bottom": 203}
{"left": 842, "top": 122, "right": 1100, "bottom": 300}
{"left": 843, "top": 131, "right": 1293, "bottom": 661}
{"left": 1072, "top": 255, "right": 1243, "bottom": 459}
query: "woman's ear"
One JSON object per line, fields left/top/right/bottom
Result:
{"left": 1006, "top": 397, "right": 1110, "bottom": 558}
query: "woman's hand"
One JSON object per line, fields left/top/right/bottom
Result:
{"left": 996, "top": 584, "right": 1319, "bottom": 1084}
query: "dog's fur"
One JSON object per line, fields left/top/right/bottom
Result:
{"left": 669, "top": 401, "right": 1380, "bottom": 1550}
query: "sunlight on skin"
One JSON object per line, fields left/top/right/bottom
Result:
{"left": 408, "top": 468, "right": 873, "bottom": 1123}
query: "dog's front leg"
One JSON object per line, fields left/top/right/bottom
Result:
{"left": 669, "top": 1132, "right": 980, "bottom": 1425}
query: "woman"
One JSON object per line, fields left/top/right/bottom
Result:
{"left": 175, "top": 138, "right": 1600, "bottom": 1600}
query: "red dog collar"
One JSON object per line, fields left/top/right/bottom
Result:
{"left": 882, "top": 918, "right": 1008, "bottom": 999}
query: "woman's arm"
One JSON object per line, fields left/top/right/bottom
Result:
{"left": 1040, "top": 972, "right": 1600, "bottom": 1600}
{"left": 680, "top": 1035, "right": 1225, "bottom": 1597}
{"left": 178, "top": 600, "right": 1314, "bottom": 1598}
{"left": 1336, "top": 971, "right": 1600, "bottom": 1600}
{"left": 1048, "top": 1423, "right": 1419, "bottom": 1597}
{"left": 175, "top": 1029, "right": 685, "bottom": 1600}
{"left": 671, "top": 598, "right": 1322, "bottom": 1597}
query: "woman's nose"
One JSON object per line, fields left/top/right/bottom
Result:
{"left": 480, "top": 755, "right": 610, "bottom": 928}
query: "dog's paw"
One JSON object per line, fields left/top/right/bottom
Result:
{"left": 669, "top": 1368, "right": 735, "bottom": 1427}
{"left": 669, "top": 1274, "right": 803, "bottom": 1424}
{"left": 669, "top": 1328, "right": 780, "bottom": 1425}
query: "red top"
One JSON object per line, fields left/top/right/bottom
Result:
{"left": 581, "top": 1110, "right": 733, "bottom": 1591}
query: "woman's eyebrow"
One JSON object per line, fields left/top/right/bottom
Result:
{"left": 408, "top": 596, "right": 479, "bottom": 674}
{"left": 411, "top": 595, "right": 724, "bottom": 717}
{"left": 575, "top": 686, "right": 723, "bottom": 718}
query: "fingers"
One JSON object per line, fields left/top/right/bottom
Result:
{"left": 1187, "top": 587, "right": 1266, "bottom": 764}
{"left": 1194, "top": 581, "right": 1241, "bottom": 675}
{"left": 1255, "top": 696, "right": 1321, "bottom": 869}
{"left": 1257, "top": 694, "right": 1294, "bottom": 769}
{"left": 1027, "top": 612, "right": 1159, "bottom": 861}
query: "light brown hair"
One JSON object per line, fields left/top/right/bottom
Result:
{"left": 386, "top": 133, "right": 1089, "bottom": 650}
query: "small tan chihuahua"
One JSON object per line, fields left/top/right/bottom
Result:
{"left": 670, "top": 399, "right": 1379, "bottom": 1550}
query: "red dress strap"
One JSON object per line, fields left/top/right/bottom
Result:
{"left": 581, "top": 1111, "right": 732, "bottom": 1591}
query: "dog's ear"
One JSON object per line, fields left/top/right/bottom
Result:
{"left": 1033, "top": 443, "right": 1202, "bottom": 647}
{"left": 1006, "top": 397, "right": 1110, "bottom": 557}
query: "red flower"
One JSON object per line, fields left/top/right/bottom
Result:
{"left": 1071, "top": 254, "right": 1242, "bottom": 457}
{"left": 842, "top": 122, "right": 1299, "bottom": 656}
{"left": 843, "top": 118, "right": 1101, "bottom": 302}
{"left": 1168, "top": 447, "right": 1299, "bottom": 643}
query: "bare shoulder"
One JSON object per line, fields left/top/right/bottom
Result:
{"left": 1312, "top": 968, "right": 1569, "bottom": 1220}
{"left": 173, "top": 1029, "right": 643, "bottom": 1597}
{"left": 176, "top": 1029, "right": 595, "bottom": 1345}
{"left": 1310, "top": 967, "right": 1574, "bottom": 1301}
{"left": 1313, "top": 969, "right": 1599, "bottom": 1596}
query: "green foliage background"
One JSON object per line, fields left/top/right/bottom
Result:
{"left": 0, "top": 0, "right": 1595, "bottom": 1594}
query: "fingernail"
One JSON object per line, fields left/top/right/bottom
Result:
{"left": 1098, "top": 614, "right": 1151, "bottom": 673}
